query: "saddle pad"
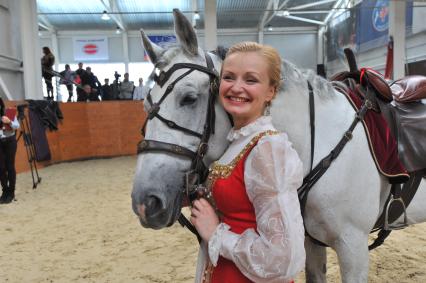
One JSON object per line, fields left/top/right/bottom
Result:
{"left": 342, "top": 88, "right": 410, "bottom": 184}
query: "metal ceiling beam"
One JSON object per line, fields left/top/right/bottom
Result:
{"left": 289, "top": 0, "right": 337, "bottom": 11}
{"left": 38, "top": 21, "right": 50, "bottom": 31}
{"left": 38, "top": 14, "right": 55, "bottom": 32}
{"left": 290, "top": 10, "right": 330, "bottom": 14}
{"left": 285, "top": 15, "right": 325, "bottom": 26}
{"left": 99, "top": 0, "right": 126, "bottom": 30}
{"left": 258, "top": 0, "right": 275, "bottom": 30}
{"left": 323, "top": 0, "right": 346, "bottom": 24}
{"left": 264, "top": 0, "right": 292, "bottom": 27}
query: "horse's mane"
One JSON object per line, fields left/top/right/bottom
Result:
{"left": 281, "top": 59, "right": 339, "bottom": 99}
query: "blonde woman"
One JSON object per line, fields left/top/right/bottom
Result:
{"left": 191, "top": 42, "right": 305, "bottom": 283}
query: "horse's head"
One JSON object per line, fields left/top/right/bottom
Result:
{"left": 132, "top": 9, "right": 231, "bottom": 229}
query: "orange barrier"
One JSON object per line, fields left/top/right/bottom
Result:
{"left": 4, "top": 101, "right": 146, "bottom": 173}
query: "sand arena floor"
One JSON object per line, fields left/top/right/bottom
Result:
{"left": 0, "top": 156, "right": 425, "bottom": 282}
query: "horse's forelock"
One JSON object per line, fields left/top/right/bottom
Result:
{"left": 211, "top": 46, "right": 228, "bottom": 61}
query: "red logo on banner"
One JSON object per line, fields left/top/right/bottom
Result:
{"left": 83, "top": 44, "right": 98, "bottom": 54}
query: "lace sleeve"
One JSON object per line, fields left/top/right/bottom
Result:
{"left": 211, "top": 133, "right": 306, "bottom": 282}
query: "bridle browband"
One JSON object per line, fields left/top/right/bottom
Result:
{"left": 137, "top": 52, "right": 220, "bottom": 209}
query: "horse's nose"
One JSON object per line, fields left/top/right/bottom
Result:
{"left": 144, "top": 193, "right": 167, "bottom": 217}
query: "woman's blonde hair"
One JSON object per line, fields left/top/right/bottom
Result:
{"left": 224, "top": 41, "right": 282, "bottom": 93}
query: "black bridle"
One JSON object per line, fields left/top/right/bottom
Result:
{"left": 137, "top": 53, "right": 219, "bottom": 236}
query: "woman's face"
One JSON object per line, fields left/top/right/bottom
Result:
{"left": 219, "top": 51, "right": 275, "bottom": 129}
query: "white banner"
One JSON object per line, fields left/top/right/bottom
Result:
{"left": 73, "top": 37, "right": 109, "bottom": 61}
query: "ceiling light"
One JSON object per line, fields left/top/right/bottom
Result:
{"left": 266, "top": 24, "right": 273, "bottom": 31}
{"left": 193, "top": 11, "right": 200, "bottom": 21}
{"left": 116, "top": 26, "right": 121, "bottom": 34}
{"left": 101, "top": 10, "right": 110, "bottom": 21}
{"left": 277, "top": 10, "right": 290, "bottom": 17}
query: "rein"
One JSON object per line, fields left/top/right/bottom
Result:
{"left": 137, "top": 53, "right": 219, "bottom": 242}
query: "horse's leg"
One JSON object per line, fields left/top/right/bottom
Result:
{"left": 333, "top": 230, "right": 369, "bottom": 283}
{"left": 305, "top": 236, "right": 327, "bottom": 283}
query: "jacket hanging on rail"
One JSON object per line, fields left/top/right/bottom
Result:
{"left": 27, "top": 100, "right": 63, "bottom": 161}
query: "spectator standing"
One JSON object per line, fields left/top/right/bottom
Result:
{"left": 101, "top": 79, "right": 113, "bottom": 101}
{"left": 75, "top": 62, "right": 87, "bottom": 102}
{"left": 41, "top": 47, "right": 55, "bottom": 100}
{"left": 85, "top": 67, "right": 102, "bottom": 99}
{"left": 59, "top": 64, "right": 76, "bottom": 102}
{"left": 118, "top": 73, "right": 134, "bottom": 100}
{"left": 133, "top": 78, "right": 149, "bottom": 100}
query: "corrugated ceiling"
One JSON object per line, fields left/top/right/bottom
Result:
{"left": 37, "top": 0, "right": 341, "bottom": 31}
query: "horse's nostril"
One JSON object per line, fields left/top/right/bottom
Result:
{"left": 145, "top": 195, "right": 166, "bottom": 215}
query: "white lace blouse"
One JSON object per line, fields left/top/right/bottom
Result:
{"left": 194, "top": 116, "right": 306, "bottom": 283}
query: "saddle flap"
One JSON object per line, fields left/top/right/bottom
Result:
{"left": 391, "top": 75, "right": 426, "bottom": 103}
{"left": 362, "top": 69, "right": 393, "bottom": 103}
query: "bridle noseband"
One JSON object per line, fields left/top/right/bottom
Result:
{"left": 137, "top": 53, "right": 220, "bottom": 203}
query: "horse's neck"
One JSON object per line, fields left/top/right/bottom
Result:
{"left": 272, "top": 82, "right": 356, "bottom": 175}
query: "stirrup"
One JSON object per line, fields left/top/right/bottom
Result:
{"left": 384, "top": 196, "right": 408, "bottom": 230}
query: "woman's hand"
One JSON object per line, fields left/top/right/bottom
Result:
{"left": 190, "top": 198, "right": 219, "bottom": 242}
{"left": 1, "top": 116, "right": 10, "bottom": 124}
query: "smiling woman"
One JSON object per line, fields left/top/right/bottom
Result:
{"left": 189, "top": 42, "right": 305, "bottom": 283}
{"left": 219, "top": 42, "right": 281, "bottom": 129}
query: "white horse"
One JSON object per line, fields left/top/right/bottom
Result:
{"left": 131, "top": 9, "right": 426, "bottom": 282}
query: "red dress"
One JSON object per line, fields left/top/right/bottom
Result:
{"left": 205, "top": 130, "right": 295, "bottom": 283}
{"left": 209, "top": 141, "right": 257, "bottom": 283}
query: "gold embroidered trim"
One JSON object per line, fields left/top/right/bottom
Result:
{"left": 202, "top": 262, "right": 214, "bottom": 283}
{"left": 208, "top": 130, "right": 279, "bottom": 183}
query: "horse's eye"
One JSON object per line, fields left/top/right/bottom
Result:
{"left": 180, "top": 95, "right": 197, "bottom": 106}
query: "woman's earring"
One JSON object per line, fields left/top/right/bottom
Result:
{"left": 264, "top": 101, "right": 271, "bottom": 116}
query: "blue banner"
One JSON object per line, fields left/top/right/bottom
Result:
{"left": 148, "top": 35, "right": 177, "bottom": 48}
{"left": 357, "top": 0, "right": 413, "bottom": 51}
{"left": 144, "top": 36, "right": 177, "bottom": 61}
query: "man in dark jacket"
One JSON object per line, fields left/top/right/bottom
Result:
{"left": 101, "top": 79, "right": 113, "bottom": 101}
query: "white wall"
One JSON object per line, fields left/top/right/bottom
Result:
{"left": 265, "top": 33, "right": 317, "bottom": 69}
{"left": 0, "top": 0, "right": 25, "bottom": 100}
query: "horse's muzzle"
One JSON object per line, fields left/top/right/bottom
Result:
{"left": 132, "top": 189, "right": 180, "bottom": 229}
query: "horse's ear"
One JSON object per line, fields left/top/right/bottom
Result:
{"left": 173, "top": 8, "right": 198, "bottom": 56}
{"left": 140, "top": 29, "right": 164, "bottom": 64}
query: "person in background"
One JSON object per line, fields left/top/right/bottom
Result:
{"left": 0, "top": 98, "right": 20, "bottom": 204}
{"left": 85, "top": 67, "right": 102, "bottom": 94}
{"left": 118, "top": 73, "right": 134, "bottom": 100}
{"left": 80, "top": 84, "right": 100, "bottom": 102}
{"left": 85, "top": 67, "right": 102, "bottom": 100}
{"left": 59, "top": 64, "right": 76, "bottom": 102}
{"left": 41, "top": 46, "right": 55, "bottom": 100}
{"left": 101, "top": 78, "right": 113, "bottom": 101}
{"left": 75, "top": 62, "right": 87, "bottom": 102}
{"left": 133, "top": 78, "right": 149, "bottom": 100}
{"left": 190, "top": 42, "right": 305, "bottom": 283}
